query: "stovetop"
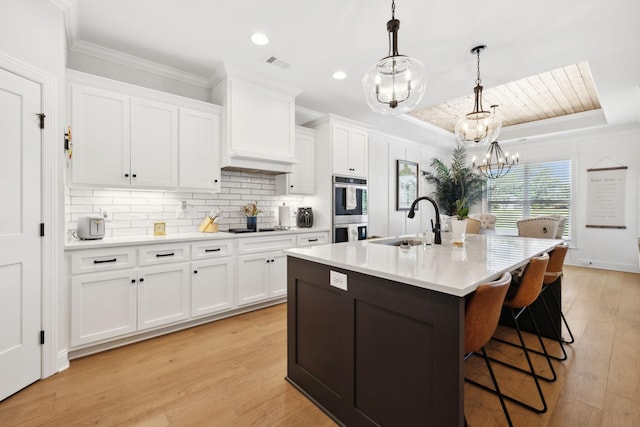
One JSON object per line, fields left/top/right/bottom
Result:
{"left": 227, "top": 228, "right": 276, "bottom": 234}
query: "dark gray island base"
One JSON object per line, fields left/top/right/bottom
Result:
{"left": 286, "top": 256, "right": 465, "bottom": 427}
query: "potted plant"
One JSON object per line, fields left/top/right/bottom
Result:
{"left": 421, "top": 145, "right": 485, "bottom": 218}
{"left": 449, "top": 198, "right": 469, "bottom": 246}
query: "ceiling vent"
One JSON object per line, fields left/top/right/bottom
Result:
{"left": 263, "top": 54, "right": 291, "bottom": 70}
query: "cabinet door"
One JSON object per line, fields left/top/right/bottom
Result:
{"left": 191, "top": 257, "right": 234, "bottom": 317}
{"left": 179, "top": 108, "right": 221, "bottom": 191}
{"left": 348, "top": 128, "right": 368, "bottom": 178}
{"left": 269, "top": 251, "right": 288, "bottom": 297}
{"left": 289, "top": 130, "right": 315, "bottom": 194}
{"left": 137, "top": 263, "right": 190, "bottom": 330}
{"left": 237, "top": 253, "right": 269, "bottom": 306}
{"left": 70, "top": 269, "right": 137, "bottom": 346}
{"left": 130, "top": 98, "right": 178, "bottom": 188}
{"left": 331, "top": 124, "right": 351, "bottom": 176}
{"left": 71, "top": 84, "right": 130, "bottom": 186}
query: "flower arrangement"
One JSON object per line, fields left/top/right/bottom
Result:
{"left": 242, "top": 201, "right": 262, "bottom": 217}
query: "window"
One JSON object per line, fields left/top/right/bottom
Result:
{"left": 487, "top": 160, "right": 572, "bottom": 238}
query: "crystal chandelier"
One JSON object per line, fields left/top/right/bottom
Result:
{"left": 362, "top": 0, "right": 426, "bottom": 115}
{"left": 472, "top": 139, "right": 519, "bottom": 179}
{"left": 454, "top": 45, "right": 502, "bottom": 145}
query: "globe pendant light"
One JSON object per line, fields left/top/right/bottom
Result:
{"left": 455, "top": 45, "right": 502, "bottom": 145}
{"left": 362, "top": 0, "right": 426, "bottom": 115}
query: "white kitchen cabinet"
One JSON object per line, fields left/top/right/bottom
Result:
{"left": 212, "top": 77, "right": 300, "bottom": 173}
{"left": 179, "top": 108, "right": 221, "bottom": 192}
{"left": 130, "top": 98, "right": 178, "bottom": 188}
{"left": 70, "top": 85, "right": 178, "bottom": 189}
{"left": 332, "top": 123, "right": 368, "bottom": 177}
{"left": 275, "top": 126, "right": 316, "bottom": 195}
{"left": 70, "top": 84, "right": 131, "bottom": 187}
{"left": 191, "top": 257, "right": 235, "bottom": 317}
{"left": 70, "top": 269, "right": 138, "bottom": 347}
{"left": 295, "top": 231, "right": 330, "bottom": 247}
{"left": 67, "top": 71, "right": 221, "bottom": 192}
{"left": 237, "top": 250, "right": 287, "bottom": 306}
{"left": 137, "top": 263, "right": 190, "bottom": 330}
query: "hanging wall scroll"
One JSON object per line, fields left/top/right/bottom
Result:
{"left": 586, "top": 165, "right": 627, "bottom": 229}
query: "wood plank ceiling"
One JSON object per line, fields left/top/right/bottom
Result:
{"left": 410, "top": 61, "right": 602, "bottom": 132}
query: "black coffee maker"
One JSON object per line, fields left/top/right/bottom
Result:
{"left": 296, "top": 207, "right": 313, "bottom": 228}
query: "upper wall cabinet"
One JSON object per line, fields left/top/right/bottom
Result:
{"left": 305, "top": 114, "right": 369, "bottom": 178}
{"left": 179, "top": 108, "right": 221, "bottom": 192}
{"left": 67, "top": 71, "right": 221, "bottom": 192}
{"left": 275, "top": 126, "right": 316, "bottom": 195}
{"left": 212, "top": 77, "right": 300, "bottom": 173}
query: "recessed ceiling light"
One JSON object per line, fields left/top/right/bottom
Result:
{"left": 332, "top": 71, "right": 347, "bottom": 80}
{"left": 251, "top": 32, "right": 269, "bottom": 46}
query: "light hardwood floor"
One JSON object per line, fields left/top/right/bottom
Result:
{"left": 0, "top": 266, "right": 638, "bottom": 426}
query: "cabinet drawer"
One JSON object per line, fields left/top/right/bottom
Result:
{"left": 191, "top": 240, "right": 235, "bottom": 260}
{"left": 238, "top": 235, "right": 296, "bottom": 254}
{"left": 138, "top": 244, "right": 189, "bottom": 266}
{"left": 70, "top": 247, "right": 137, "bottom": 275}
{"left": 296, "top": 232, "right": 329, "bottom": 247}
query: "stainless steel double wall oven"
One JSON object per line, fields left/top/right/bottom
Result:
{"left": 333, "top": 176, "right": 368, "bottom": 243}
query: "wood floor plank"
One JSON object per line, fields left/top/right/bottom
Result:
{"left": 0, "top": 266, "right": 638, "bottom": 427}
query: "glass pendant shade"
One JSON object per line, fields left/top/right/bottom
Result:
{"left": 362, "top": 55, "right": 426, "bottom": 115}
{"left": 455, "top": 46, "right": 502, "bottom": 145}
{"left": 472, "top": 140, "right": 518, "bottom": 179}
{"left": 455, "top": 85, "right": 502, "bottom": 145}
{"left": 362, "top": 2, "right": 426, "bottom": 115}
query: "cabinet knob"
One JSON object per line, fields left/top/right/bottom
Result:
{"left": 131, "top": 279, "right": 136, "bottom": 283}
{"left": 194, "top": 270, "right": 198, "bottom": 274}
{"left": 290, "top": 185, "right": 294, "bottom": 188}
{"left": 124, "top": 173, "right": 129, "bottom": 178}
{"left": 266, "top": 259, "right": 271, "bottom": 263}
{"left": 214, "top": 179, "right": 218, "bottom": 183}
{"left": 132, "top": 174, "right": 137, "bottom": 178}
{"left": 139, "top": 278, "right": 144, "bottom": 282}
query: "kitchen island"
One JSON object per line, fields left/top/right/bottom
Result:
{"left": 285, "top": 234, "right": 562, "bottom": 427}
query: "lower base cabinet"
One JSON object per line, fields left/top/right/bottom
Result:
{"left": 237, "top": 251, "right": 287, "bottom": 306}
{"left": 191, "top": 257, "right": 235, "bottom": 317}
{"left": 71, "top": 270, "right": 137, "bottom": 347}
{"left": 67, "top": 231, "right": 329, "bottom": 352}
{"left": 70, "top": 263, "right": 190, "bottom": 346}
{"left": 137, "top": 263, "right": 190, "bottom": 331}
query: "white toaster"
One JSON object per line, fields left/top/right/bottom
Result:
{"left": 76, "top": 217, "right": 105, "bottom": 240}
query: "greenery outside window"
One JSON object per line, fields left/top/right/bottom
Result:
{"left": 487, "top": 160, "right": 572, "bottom": 238}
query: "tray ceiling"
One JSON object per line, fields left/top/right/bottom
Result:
{"left": 409, "top": 62, "right": 602, "bottom": 133}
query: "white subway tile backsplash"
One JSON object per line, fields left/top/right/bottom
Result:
{"left": 65, "top": 171, "right": 305, "bottom": 237}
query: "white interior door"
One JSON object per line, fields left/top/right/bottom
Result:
{"left": 0, "top": 68, "right": 42, "bottom": 401}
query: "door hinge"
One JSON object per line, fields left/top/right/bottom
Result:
{"left": 40, "top": 330, "right": 45, "bottom": 345}
{"left": 40, "top": 223, "right": 45, "bottom": 237}
{"left": 37, "top": 113, "right": 46, "bottom": 129}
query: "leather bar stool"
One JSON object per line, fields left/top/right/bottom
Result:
{"left": 464, "top": 272, "right": 513, "bottom": 427}
{"left": 540, "top": 243, "right": 574, "bottom": 357}
{"left": 469, "top": 254, "right": 553, "bottom": 414}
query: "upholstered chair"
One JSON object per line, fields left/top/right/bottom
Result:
{"left": 548, "top": 215, "right": 567, "bottom": 239}
{"left": 472, "top": 213, "right": 497, "bottom": 230}
{"left": 465, "top": 217, "right": 481, "bottom": 234}
{"left": 517, "top": 217, "right": 560, "bottom": 239}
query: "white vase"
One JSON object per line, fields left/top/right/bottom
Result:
{"left": 450, "top": 218, "right": 467, "bottom": 246}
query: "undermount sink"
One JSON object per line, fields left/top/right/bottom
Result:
{"left": 369, "top": 237, "right": 425, "bottom": 247}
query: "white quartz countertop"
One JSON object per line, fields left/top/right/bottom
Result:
{"left": 285, "top": 233, "right": 563, "bottom": 297}
{"left": 65, "top": 227, "right": 329, "bottom": 250}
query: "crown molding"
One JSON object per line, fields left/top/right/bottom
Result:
{"left": 70, "top": 40, "right": 211, "bottom": 88}
{"left": 49, "top": 0, "right": 78, "bottom": 48}
{"left": 51, "top": 0, "right": 212, "bottom": 88}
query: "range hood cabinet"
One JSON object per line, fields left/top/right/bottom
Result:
{"left": 212, "top": 77, "right": 300, "bottom": 174}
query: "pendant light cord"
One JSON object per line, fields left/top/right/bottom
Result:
{"left": 476, "top": 48, "right": 482, "bottom": 85}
